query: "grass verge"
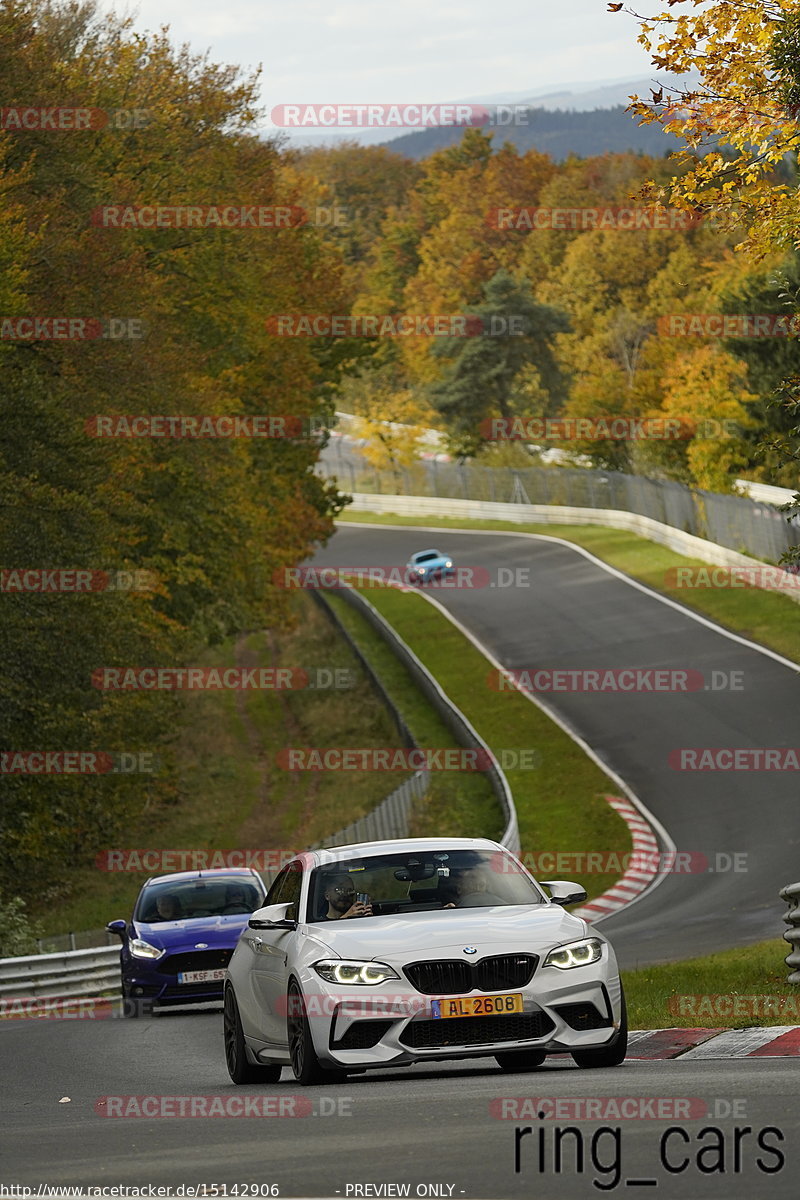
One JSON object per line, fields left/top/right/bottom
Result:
{"left": 323, "top": 593, "right": 500, "bottom": 840}
{"left": 623, "top": 938, "right": 798, "bottom": 1029}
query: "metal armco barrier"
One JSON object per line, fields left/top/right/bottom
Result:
{"left": 316, "top": 770, "right": 428, "bottom": 849}
{"left": 0, "top": 945, "right": 120, "bottom": 1001}
{"left": 781, "top": 882, "right": 800, "bottom": 983}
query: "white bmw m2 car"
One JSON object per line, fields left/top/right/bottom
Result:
{"left": 223, "top": 837, "right": 627, "bottom": 1085}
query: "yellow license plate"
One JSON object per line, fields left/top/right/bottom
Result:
{"left": 432, "top": 993, "right": 523, "bottom": 1019}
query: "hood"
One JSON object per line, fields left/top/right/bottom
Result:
{"left": 134, "top": 914, "right": 250, "bottom": 951}
{"left": 305, "top": 904, "right": 588, "bottom": 963}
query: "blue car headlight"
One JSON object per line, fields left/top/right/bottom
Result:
{"left": 130, "top": 938, "right": 165, "bottom": 960}
{"left": 544, "top": 938, "right": 602, "bottom": 970}
{"left": 313, "top": 959, "right": 400, "bottom": 985}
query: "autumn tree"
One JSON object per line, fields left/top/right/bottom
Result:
{"left": 0, "top": 0, "right": 350, "bottom": 898}
{"left": 612, "top": 0, "right": 800, "bottom": 554}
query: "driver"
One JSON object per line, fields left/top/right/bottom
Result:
{"left": 444, "top": 866, "right": 505, "bottom": 908}
{"left": 321, "top": 873, "right": 372, "bottom": 920}
{"left": 223, "top": 883, "right": 250, "bottom": 913}
{"left": 154, "top": 893, "right": 182, "bottom": 921}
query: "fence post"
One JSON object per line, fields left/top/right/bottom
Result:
{"left": 780, "top": 882, "right": 800, "bottom": 983}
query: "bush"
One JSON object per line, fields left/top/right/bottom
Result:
{"left": 0, "top": 892, "right": 43, "bottom": 958}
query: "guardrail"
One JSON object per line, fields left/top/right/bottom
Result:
{"left": 781, "top": 882, "right": 800, "bottom": 983}
{"left": 0, "top": 945, "right": 120, "bottom": 1001}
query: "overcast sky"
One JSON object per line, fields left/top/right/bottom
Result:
{"left": 101, "top": 0, "right": 657, "bottom": 133}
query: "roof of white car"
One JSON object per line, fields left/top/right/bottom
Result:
{"left": 311, "top": 837, "right": 504, "bottom": 865}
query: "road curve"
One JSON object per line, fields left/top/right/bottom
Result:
{"left": 310, "top": 523, "right": 800, "bottom": 967}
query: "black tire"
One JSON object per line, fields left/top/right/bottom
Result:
{"left": 287, "top": 981, "right": 344, "bottom": 1086}
{"left": 224, "top": 984, "right": 282, "bottom": 1085}
{"left": 571, "top": 991, "right": 628, "bottom": 1069}
{"left": 495, "top": 1049, "right": 547, "bottom": 1072}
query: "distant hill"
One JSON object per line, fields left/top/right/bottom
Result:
{"left": 378, "top": 105, "right": 690, "bottom": 162}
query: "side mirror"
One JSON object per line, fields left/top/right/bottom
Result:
{"left": 540, "top": 880, "right": 588, "bottom": 906}
{"left": 107, "top": 919, "right": 128, "bottom": 939}
{"left": 248, "top": 902, "right": 297, "bottom": 930}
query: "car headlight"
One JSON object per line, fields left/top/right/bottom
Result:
{"left": 313, "top": 959, "right": 400, "bottom": 985}
{"left": 544, "top": 938, "right": 602, "bottom": 970}
{"left": 129, "top": 938, "right": 165, "bottom": 960}
{"left": 445, "top": 560, "right": 452, "bottom": 568}
{"left": 418, "top": 567, "right": 426, "bottom": 574}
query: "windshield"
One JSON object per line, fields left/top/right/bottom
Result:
{"left": 136, "top": 877, "right": 263, "bottom": 922}
{"left": 414, "top": 551, "right": 440, "bottom": 562}
{"left": 308, "top": 848, "right": 544, "bottom": 922}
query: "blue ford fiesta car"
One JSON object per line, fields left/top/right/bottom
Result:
{"left": 107, "top": 868, "right": 267, "bottom": 1016}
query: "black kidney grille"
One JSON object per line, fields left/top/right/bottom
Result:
{"left": 400, "top": 1010, "right": 554, "bottom": 1049}
{"left": 158, "top": 949, "right": 233, "bottom": 976}
{"left": 404, "top": 955, "right": 537, "bottom": 995}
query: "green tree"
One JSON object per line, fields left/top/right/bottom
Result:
{"left": 430, "top": 270, "right": 569, "bottom": 457}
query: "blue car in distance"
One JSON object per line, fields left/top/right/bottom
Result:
{"left": 406, "top": 548, "right": 454, "bottom": 584}
{"left": 107, "top": 868, "right": 267, "bottom": 1016}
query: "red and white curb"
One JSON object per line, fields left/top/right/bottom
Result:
{"left": 627, "top": 1027, "right": 800, "bottom": 1059}
{"left": 573, "top": 795, "right": 661, "bottom": 923}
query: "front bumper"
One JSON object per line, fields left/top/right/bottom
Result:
{"left": 122, "top": 951, "right": 232, "bottom": 1006}
{"left": 298, "top": 963, "right": 623, "bottom": 1069}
